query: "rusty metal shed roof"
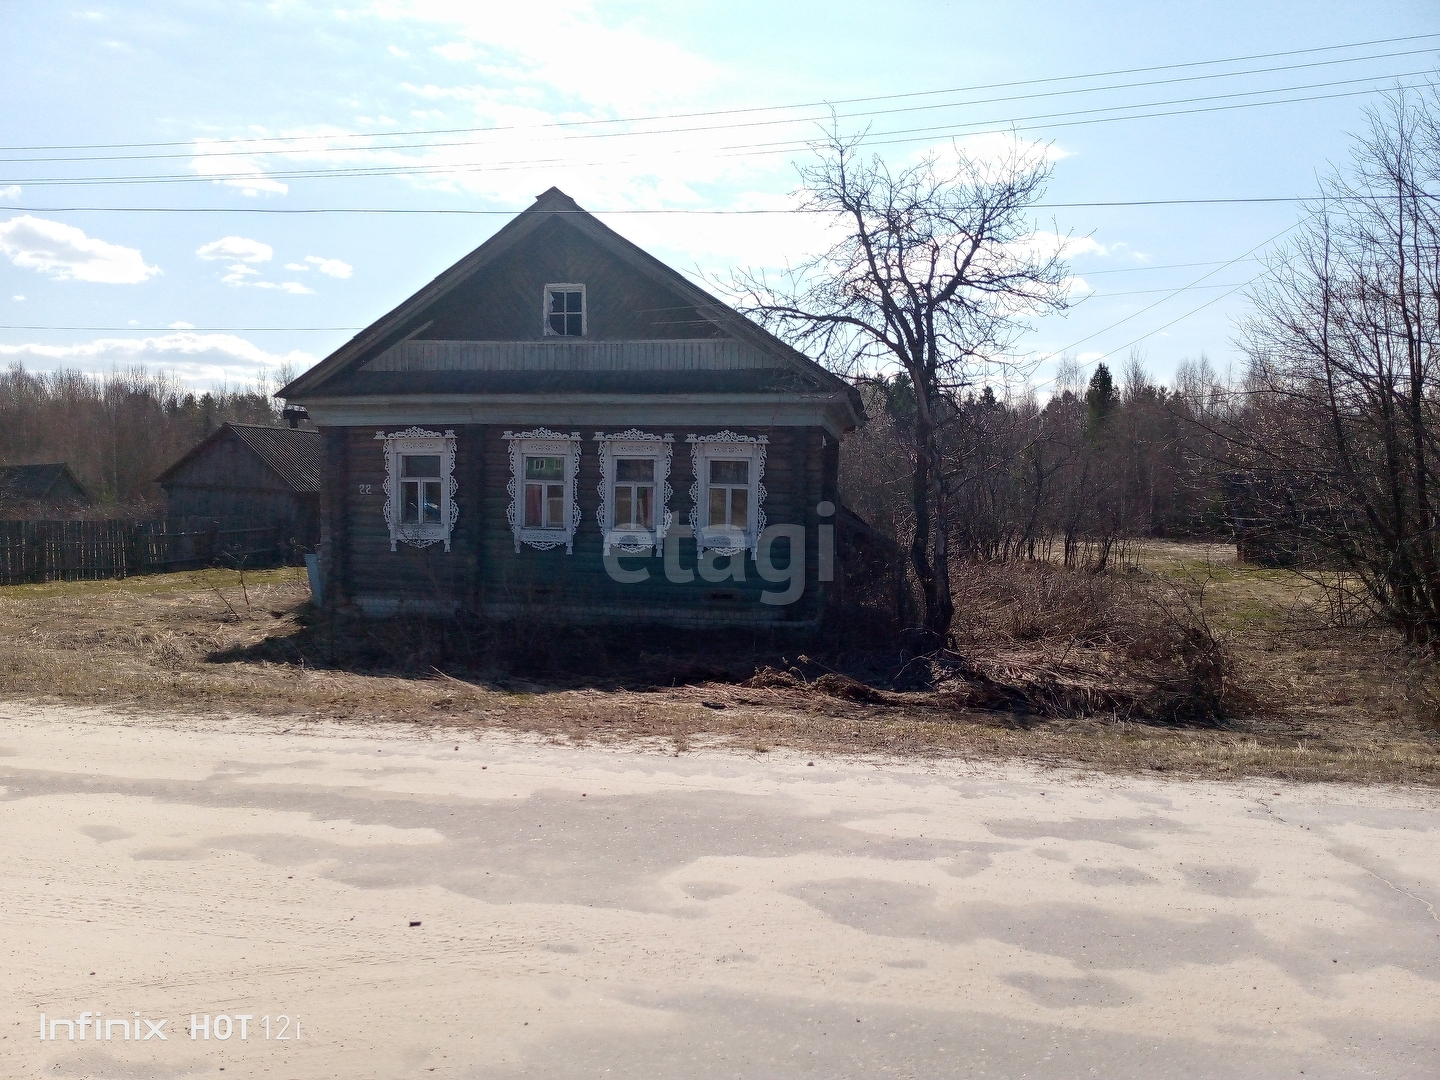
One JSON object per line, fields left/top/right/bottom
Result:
{"left": 156, "top": 423, "right": 323, "bottom": 493}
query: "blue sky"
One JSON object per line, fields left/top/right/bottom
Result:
{"left": 0, "top": 1, "right": 1435, "bottom": 392}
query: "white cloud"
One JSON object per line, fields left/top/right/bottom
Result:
{"left": 0, "top": 215, "right": 160, "bottom": 284}
{"left": 374, "top": 1, "right": 722, "bottom": 113}
{"left": 432, "top": 41, "right": 475, "bottom": 61}
{"left": 189, "top": 140, "right": 289, "bottom": 196}
{"left": 253, "top": 281, "right": 315, "bottom": 295}
{"left": 0, "top": 186, "right": 19, "bottom": 200}
{"left": 220, "top": 263, "right": 260, "bottom": 286}
{"left": 11, "top": 295, "right": 23, "bottom": 301}
{"left": 196, "top": 236, "right": 272, "bottom": 262}
{"left": 387, "top": 44, "right": 411, "bottom": 58}
{"left": 305, "top": 255, "right": 352, "bottom": 278}
{"left": 0, "top": 332, "right": 317, "bottom": 386}
{"left": 168, "top": 321, "right": 195, "bottom": 329}
{"left": 284, "top": 262, "right": 309, "bottom": 271}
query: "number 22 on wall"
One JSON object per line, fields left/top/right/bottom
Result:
{"left": 358, "top": 484, "right": 372, "bottom": 495}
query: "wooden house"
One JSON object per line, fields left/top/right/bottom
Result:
{"left": 0, "top": 463, "right": 92, "bottom": 513}
{"left": 156, "top": 423, "right": 323, "bottom": 552}
{"left": 279, "top": 187, "right": 865, "bottom": 626}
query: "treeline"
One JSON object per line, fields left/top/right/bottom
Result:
{"left": 0, "top": 364, "right": 292, "bottom": 506}
{"left": 840, "top": 355, "right": 1230, "bottom": 570}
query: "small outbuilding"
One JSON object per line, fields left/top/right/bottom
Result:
{"left": 156, "top": 423, "right": 323, "bottom": 553}
{"left": 0, "top": 463, "right": 92, "bottom": 512}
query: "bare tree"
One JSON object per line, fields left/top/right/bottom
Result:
{"left": 1234, "top": 87, "right": 1440, "bottom": 644}
{"left": 736, "top": 131, "right": 1071, "bottom": 640}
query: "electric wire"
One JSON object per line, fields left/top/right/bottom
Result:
{"left": 3, "top": 74, "right": 1432, "bottom": 188}
{"left": 6, "top": 44, "right": 1435, "bottom": 165}
{"left": 4, "top": 30, "right": 1434, "bottom": 154}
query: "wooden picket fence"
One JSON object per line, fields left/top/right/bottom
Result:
{"left": 0, "top": 517, "right": 295, "bottom": 585}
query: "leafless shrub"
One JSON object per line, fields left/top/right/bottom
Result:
{"left": 1126, "top": 580, "right": 1245, "bottom": 725}
{"left": 944, "top": 558, "right": 1249, "bottom": 726}
{"left": 950, "top": 559, "right": 1131, "bottom": 649}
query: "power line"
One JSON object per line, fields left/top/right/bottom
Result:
{"left": 3, "top": 74, "right": 1431, "bottom": 188}
{"left": 1055, "top": 276, "right": 1264, "bottom": 387}
{"left": 1081, "top": 283, "right": 1254, "bottom": 297}
{"left": 5, "top": 31, "right": 1435, "bottom": 154}
{"left": 1081, "top": 259, "right": 1257, "bottom": 275}
{"left": 0, "top": 199, "right": 1328, "bottom": 215}
{"left": 1034, "top": 217, "right": 1304, "bottom": 377}
{"left": 8, "top": 45, "right": 1434, "bottom": 165}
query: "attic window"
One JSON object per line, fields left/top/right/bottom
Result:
{"left": 544, "top": 284, "right": 585, "bottom": 336}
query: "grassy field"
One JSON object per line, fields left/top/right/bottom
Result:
{"left": 0, "top": 545, "right": 1436, "bottom": 783}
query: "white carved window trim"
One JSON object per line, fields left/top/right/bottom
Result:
{"left": 687, "top": 431, "right": 768, "bottom": 559}
{"left": 375, "top": 427, "right": 458, "bottom": 552}
{"left": 542, "top": 282, "right": 586, "bottom": 337}
{"left": 595, "top": 429, "right": 673, "bottom": 557}
{"left": 504, "top": 428, "right": 582, "bottom": 553}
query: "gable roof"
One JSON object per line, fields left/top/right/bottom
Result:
{"left": 0, "top": 463, "right": 90, "bottom": 503}
{"left": 279, "top": 187, "right": 863, "bottom": 422}
{"left": 155, "top": 423, "right": 323, "bottom": 493}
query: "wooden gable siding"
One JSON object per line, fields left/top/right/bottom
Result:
{"left": 327, "top": 423, "right": 831, "bottom": 623}
{"left": 362, "top": 338, "right": 781, "bottom": 373}
{"left": 417, "top": 217, "right": 723, "bottom": 343}
{"left": 162, "top": 433, "right": 316, "bottom": 541}
{"left": 163, "top": 433, "right": 293, "bottom": 495}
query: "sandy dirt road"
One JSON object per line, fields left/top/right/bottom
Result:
{"left": 1, "top": 705, "right": 1437, "bottom": 1079}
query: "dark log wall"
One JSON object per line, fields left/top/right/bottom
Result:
{"left": 163, "top": 436, "right": 316, "bottom": 546}
{"left": 419, "top": 218, "right": 723, "bottom": 342}
{"left": 328, "top": 423, "right": 836, "bottom": 624}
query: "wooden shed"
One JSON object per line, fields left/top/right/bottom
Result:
{"left": 0, "top": 463, "right": 92, "bottom": 513}
{"left": 279, "top": 187, "right": 866, "bottom": 626}
{"left": 156, "top": 424, "right": 323, "bottom": 552}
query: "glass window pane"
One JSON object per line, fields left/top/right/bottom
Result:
{"left": 402, "top": 481, "right": 420, "bottom": 524}
{"left": 402, "top": 454, "right": 440, "bottom": 478}
{"left": 524, "top": 483, "right": 543, "bottom": 527}
{"left": 549, "top": 290, "right": 566, "bottom": 314}
{"left": 566, "top": 291, "right": 583, "bottom": 312}
{"left": 710, "top": 459, "right": 748, "bottom": 485}
{"left": 423, "top": 481, "right": 441, "bottom": 523}
{"left": 615, "top": 458, "right": 654, "bottom": 482}
{"left": 635, "top": 485, "right": 653, "bottom": 529}
{"left": 709, "top": 486, "right": 726, "bottom": 526}
{"left": 546, "top": 484, "right": 564, "bottom": 528}
{"left": 730, "top": 487, "right": 748, "bottom": 530}
{"left": 548, "top": 312, "right": 565, "bottom": 334}
{"left": 615, "top": 486, "right": 632, "bottom": 527}
{"left": 525, "top": 456, "right": 565, "bottom": 481}
{"left": 566, "top": 312, "right": 582, "bottom": 336}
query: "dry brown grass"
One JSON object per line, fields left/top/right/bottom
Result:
{"left": 0, "top": 550, "right": 1436, "bottom": 784}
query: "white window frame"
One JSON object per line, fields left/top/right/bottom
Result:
{"left": 595, "top": 429, "right": 673, "bottom": 557}
{"left": 375, "top": 427, "right": 458, "bottom": 552}
{"left": 542, "top": 282, "right": 586, "bottom": 337}
{"left": 505, "top": 428, "right": 582, "bottom": 553}
{"left": 687, "top": 431, "right": 767, "bottom": 559}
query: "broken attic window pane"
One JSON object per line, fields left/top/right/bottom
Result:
{"left": 547, "top": 288, "right": 584, "bottom": 335}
